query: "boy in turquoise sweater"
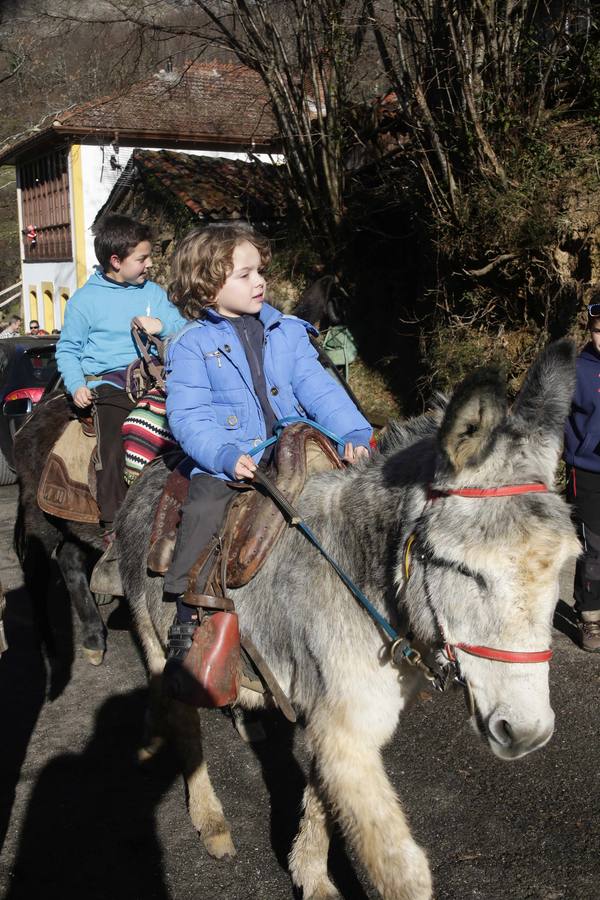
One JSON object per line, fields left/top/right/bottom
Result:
{"left": 56, "top": 214, "right": 185, "bottom": 537}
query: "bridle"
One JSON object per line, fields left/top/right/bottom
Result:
{"left": 399, "top": 481, "right": 554, "bottom": 699}
{"left": 250, "top": 417, "right": 555, "bottom": 706}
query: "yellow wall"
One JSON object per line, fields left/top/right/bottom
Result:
{"left": 69, "top": 145, "right": 87, "bottom": 288}
{"left": 59, "top": 288, "right": 69, "bottom": 324}
{"left": 29, "top": 288, "right": 38, "bottom": 322}
{"left": 42, "top": 282, "right": 54, "bottom": 331}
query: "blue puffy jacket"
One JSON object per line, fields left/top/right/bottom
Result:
{"left": 564, "top": 342, "right": 600, "bottom": 473}
{"left": 165, "top": 303, "right": 372, "bottom": 480}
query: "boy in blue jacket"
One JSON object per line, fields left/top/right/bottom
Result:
{"left": 56, "top": 215, "right": 185, "bottom": 538}
{"left": 163, "top": 223, "right": 372, "bottom": 696}
{"left": 564, "top": 301, "right": 600, "bottom": 652}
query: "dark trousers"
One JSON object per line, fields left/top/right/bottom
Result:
{"left": 567, "top": 466, "right": 600, "bottom": 614}
{"left": 163, "top": 475, "right": 234, "bottom": 616}
{"left": 93, "top": 384, "right": 135, "bottom": 526}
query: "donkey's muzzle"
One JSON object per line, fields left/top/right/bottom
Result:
{"left": 486, "top": 707, "right": 555, "bottom": 760}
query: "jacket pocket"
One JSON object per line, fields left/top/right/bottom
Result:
{"left": 213, "top": 388, "right": 248, "bottom": 431}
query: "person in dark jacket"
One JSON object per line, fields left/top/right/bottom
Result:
{"left": 564, "top": 303, "right": 600, "bottom": 652}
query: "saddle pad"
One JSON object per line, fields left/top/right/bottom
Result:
{"left": 37, "top": 419, "right": 100, "bottom": 524}
{"left": 148, "top": 422, "right": 343, "bottom": 586}
{"left": 223, "top": 423, "right": 342, "bottom": 587}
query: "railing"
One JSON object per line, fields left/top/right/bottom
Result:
{"left": 0, "top": 281, "right": 22, "bottom": 310}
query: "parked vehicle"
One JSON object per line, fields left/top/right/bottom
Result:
{"left": 0, "top": 336, "right": 58, "bottom": 484}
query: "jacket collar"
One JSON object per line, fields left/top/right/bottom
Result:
{"left": 203, "top": 302, "right": 283, "bottom": 331}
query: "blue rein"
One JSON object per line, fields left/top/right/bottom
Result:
{"left": 247, "top": 416, "right": 348, "bottom": 459}
{"left": 248, "top": 419, "right": 406, "bottom": 648}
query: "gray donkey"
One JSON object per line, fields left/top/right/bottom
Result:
{"left": 117, "top": 340, "right": 580, "bottom": 900}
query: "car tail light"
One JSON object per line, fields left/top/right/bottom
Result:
{"left": 4, "top": 387, "right": 45, "bottom": 404}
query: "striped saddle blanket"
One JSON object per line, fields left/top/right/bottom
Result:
{"left": 122, "top": 388, "right": 177, "bottom": 484}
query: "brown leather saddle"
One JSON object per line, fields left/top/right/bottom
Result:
{"left": 37, "top": 416, "right": 100, "bottom": 524}
{"left": 147, "top": 421, "right": 343, "bottom": 588}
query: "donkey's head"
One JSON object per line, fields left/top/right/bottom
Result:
{"left": 402, "top": 340, "right": 580, "bottom": 760}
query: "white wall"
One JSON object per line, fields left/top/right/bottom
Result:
{"left": 80, "top": 143, "right": 284, "bottom": 275}
{"left": 16, "top": 140, "right": 284, "bottom": 320}
{"left": 22, "top": 260, "right": 76, "bottom": 331}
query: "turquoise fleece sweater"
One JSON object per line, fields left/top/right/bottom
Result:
{"left": 56, "top": 270, "right": 186, "bottom": 395}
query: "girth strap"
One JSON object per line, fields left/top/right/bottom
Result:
{"left": 241, "top": 635, "right": 297, "bottom": 723}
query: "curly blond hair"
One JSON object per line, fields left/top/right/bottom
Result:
{"left": 169, "top": 223, "right": 271, "bottom": 320}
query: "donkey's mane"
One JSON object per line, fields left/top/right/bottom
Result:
{"left": 377, "top": 395, "right": 446, "bottom": 455}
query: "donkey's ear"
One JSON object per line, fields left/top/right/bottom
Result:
{"left": 511, "top": 339, "right": 576, "bottom": 435}
{"left": 438, "top": 370, "right": 507, "bottom": 472}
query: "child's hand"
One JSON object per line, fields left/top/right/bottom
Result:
{"left": 133, "top": 315, "right": 163, "bottom": 335}
{"left": 234, "top": 453, "right": 257, "bottom": 480}
{"left": 73, "top": 385, "right": 94, "bottom": 409}
{"left": 342, "top": 443, "right": 370, "bottom": 464}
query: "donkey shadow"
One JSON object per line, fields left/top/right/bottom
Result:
{"left": 3, "top": 688, "right": 177, "bottom": 900}
{"left": 248, "top": 711, "right": 371, "bottom": 899}
{"left": 0, "top": 574, "right": 76, "bottom": 856}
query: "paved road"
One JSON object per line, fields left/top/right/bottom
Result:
{"left": 0, "top": 483, "right": 598, "bottom": 900}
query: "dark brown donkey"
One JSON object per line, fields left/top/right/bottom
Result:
{"left": 14, "top": 393, "right": 106, "bottom": 664}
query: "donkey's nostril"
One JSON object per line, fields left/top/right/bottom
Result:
{"left": 488, "top": 713, "right": 514, "bottom": 747}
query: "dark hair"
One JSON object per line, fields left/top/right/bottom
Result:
{"left": 8, "top": 315, "right": 21, "bottom": 325}
{"left": 29, "top": 320, "right": 39, "bottom": 327}
{"left": 169, "top": 223, "right": 271, "bottom": 320}
{"left": 92, "top": 214, "right": 152, "bottom": 271}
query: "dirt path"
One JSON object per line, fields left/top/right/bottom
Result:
{"left": 0, "top": 484, "right": 598, "bottom": 900}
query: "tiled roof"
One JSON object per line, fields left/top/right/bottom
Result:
{"left": 100, "top": 148, "right": 288, "bottom": 222}
{"left": 0, "top": 62, "right": 279, "bottom": 163}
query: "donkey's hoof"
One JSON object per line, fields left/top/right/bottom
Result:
{"left": 83, "top": 647, "right": 105, "bottom": 666}
{"left": 137, "top": 736, "right": 165, "bottom": 763}
{"left": 203, "top": 830, "right": 236, "bottom": 859}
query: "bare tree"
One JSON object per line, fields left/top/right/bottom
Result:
{"left": 4, "top": 0, "right": 597, "bottom": 267}
{"left": 367, "top": 1, "right": 594, "bottom": 221}
{"left": 187, "top": 0, "right": 375, "bottom": 262}
{"left": 23, "top": 0, "right": 377, "bottom": 264}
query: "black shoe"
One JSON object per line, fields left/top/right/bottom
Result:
{"left": 163, "top": 621, "right": 202, "bottom": 705}
{"left": 166, "top": 621, "right": 197, "bottom": 660}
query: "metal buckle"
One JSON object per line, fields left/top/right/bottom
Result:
{"left": 390, "top": 638, "right": 422, "bottom": 669}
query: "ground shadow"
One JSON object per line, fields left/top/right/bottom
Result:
{"left": 553, "top": 598, "right": 580, "bottom": 647}
{"left": 0, "top": 586, "right": 48, "bottom": 854}
{"left": 249, "top": 712, "right": 370, "bottom": 900}
{"left": 4, "top": 688, "right": 178, "bottom": 900}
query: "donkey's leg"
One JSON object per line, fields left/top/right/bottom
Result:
{"left": 56, "top": 541, "right": 106, "bottom": 665}
{"left": 289, "top": 761, "right": 339, "bottom": 900}
{"left": 168, "top": 699, "right": 236, "bottom": 859}
{"left": 310, "top": 704, "right": 432, "bottom": 900}
{"left": 132, "top": 599, "right": 169, "bottom": 763}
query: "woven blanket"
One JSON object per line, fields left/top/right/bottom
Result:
{"left": 122, "top": 389, "right": 177, "bottom": 484}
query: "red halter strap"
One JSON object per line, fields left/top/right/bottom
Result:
{"left": 423, "top": 482, "right": 552, "bottom": 667}
{"left": 429, "top": 483, "right": 548, "bottom": 500}
{"left": 445, "top": 643, "right": 553, "bottom": 664}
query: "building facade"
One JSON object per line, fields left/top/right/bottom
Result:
{"left": 0, "top": 63, "right": 281, "bottom": 331}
